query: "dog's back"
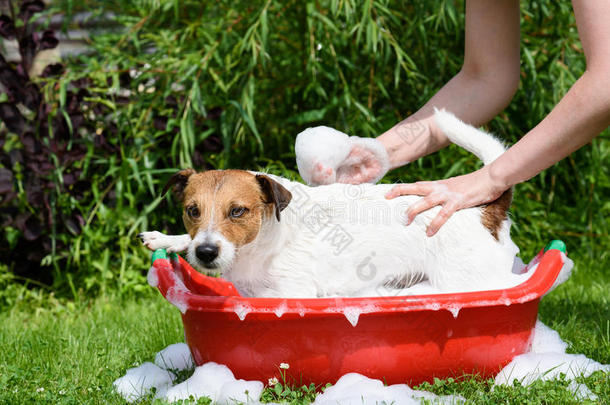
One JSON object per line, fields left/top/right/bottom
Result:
{"left": 256, "top": 112, "right": 520, "bottom": 297}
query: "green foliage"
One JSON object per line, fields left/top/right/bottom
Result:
{"left": 0, "top": 0, "right": 607, "bottom": 298}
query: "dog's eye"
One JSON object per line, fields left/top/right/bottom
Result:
{"left": 229, "top": 206, "right": 247, "bottom": 218}
{"left": 186, "top": 205, "right": 200, "bottom": 218}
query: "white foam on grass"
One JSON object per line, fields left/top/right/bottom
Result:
{"left": 161, "top": 362, "right": 264, "bottom": 404}
{"left": 529, "top": 320, "right": 569, "bottom": 354}
{"left": 154, "top": 343, "right": 194, "bottom": 371}
{"left": 216, "top": 379, "right": 265, "bottom": 404}
{"left": 113, "top": 362, "right": 174, "bottom": 402}
{"left": 312, "top": 373, "right": 465, "bottom": 405}
{"left": 495, "top": 352, "right": 609, "bottom": 386}
{"left": 495, "top": 320, "right": 609, "bottom": 390}
{"left": 567, "top": 380, "right": 598, "bottom": 401}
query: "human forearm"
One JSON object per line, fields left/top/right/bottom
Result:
{"left": 489, "top": 71, "right": 610, "bottom": 190}
{"left": 378, "top": 68, "right": 519, "bottom": 169}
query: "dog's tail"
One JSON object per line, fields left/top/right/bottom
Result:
{"left": 434, "top": 108, "right": 506, "bottom": 165}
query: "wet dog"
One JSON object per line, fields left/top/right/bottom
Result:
{"left": 139, "top": 110, "right": 521, "bottom": 298}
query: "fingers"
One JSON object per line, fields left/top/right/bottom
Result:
{"left": 405, "top": 193, "right": 446, "bottom": 225}
{"left": 385, "top": 182, "right": 433, "bottom": 199}
{"left": 426, "top": 204, "right": 457, "bottom": 236}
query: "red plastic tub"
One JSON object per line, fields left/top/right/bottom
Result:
{"left": 148, "top": 242, "right": 566, "bottom": 386}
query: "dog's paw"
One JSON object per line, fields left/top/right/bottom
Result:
{"left": 310, "top": 162, "right": 335, "bottom": 185}
{"left": 138, "top": 231, "right": 168, "bottom": 251}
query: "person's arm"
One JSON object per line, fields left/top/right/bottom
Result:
{"left": 304, "top": 0, "right": 521, "bottom": 185}
{"left": 386, "top": 0, "right": 610, "bottom": 236}
{"left": 378, "top": 0, "right": 521, "bottom": 169}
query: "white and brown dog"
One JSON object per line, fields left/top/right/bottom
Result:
{"left": 139, "top": 110, "right": 521, "bottom": 298}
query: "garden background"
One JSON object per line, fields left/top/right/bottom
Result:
{"left": 0, "top": 0, "right": 608, "bottom": 403}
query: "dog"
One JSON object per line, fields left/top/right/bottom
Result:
{"left": 139, "top": 110, "right": 521, "bottom": 298}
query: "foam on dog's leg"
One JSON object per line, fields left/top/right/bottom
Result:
{"left": 295, "top": 126, "right": 351, "bottom": 185}
{"left": 295, "top": 126, "right": 390, "bottom": 185}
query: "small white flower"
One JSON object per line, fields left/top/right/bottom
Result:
{"left": 268, "top": 377, "right": 279, "bottom": 386}
{"left": 279, "top": 362, "right": 290, "bottom": 369}
{"left": 59, "top": 390, "right": 66, "bottom": 395}
{"left": 171, "top": 83, "right": 185, "bottom": 92}
{"left": 316, "top": 43, "right": 322, "bottom": 51}
{"left": 36, "top": 387, "right": 45, "bottom": 393}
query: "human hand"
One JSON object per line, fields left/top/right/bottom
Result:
{"left": 334, "top": 137, "right": 390, "bottom": 184}
{"left": 384, "top": 166, "right": 507, "bottom": 236}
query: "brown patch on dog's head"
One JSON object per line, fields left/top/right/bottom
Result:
{"left": 255, "top": 174, "right": 292, "bottom": 221}
{"left": 176, "top": 170, "right": 292, "bottom": 249}
{"left": 481, "top": 188, "right": 513, "bottom": 239}
{"left": 162, "top": 168, "right": 196, "bottom": 201}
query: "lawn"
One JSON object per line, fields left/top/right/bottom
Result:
{"left": 0, "top": 0, "right": 609, "bottom": 403}
{"left": 1, "top": 246, "right": 608, "bottom": 404}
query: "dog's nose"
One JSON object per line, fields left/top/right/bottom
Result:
{"left": 196, "top": 244, "right": 219, "bottom": 263}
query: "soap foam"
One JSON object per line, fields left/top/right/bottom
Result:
{"left": 233, "top": 303, "right": 251, "bottom": 321}
{"left": 154, "top": 343, "right": 194, "bottom": 371}
{"left": 147, "top": 266, "right": 159, "bottom": 288}
{"left": 495, "top": 320, "right": 609, "bottom": 393}
{"left": 113, "top": 362, "right": 174, "bottom": 402}
{"left": 343, "top": 306, "right": 362, "bottom": 327}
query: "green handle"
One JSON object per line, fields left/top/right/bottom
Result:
{"left": 151, "top": 249, "right": 167, "bottom": 265}
{"left": 544, "top": 239, "right": 566, "bottom": 254}
{"left": 151, "top": 249, "right": 179, "bottom": 265}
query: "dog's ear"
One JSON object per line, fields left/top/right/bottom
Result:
{"left": 162, "top": 169, "right": 196, "bottom": 202}
{"left": 255, "top": 174, "right": 292, "bottom": 221}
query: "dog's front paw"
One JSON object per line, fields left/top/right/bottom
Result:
{"left": 138, "top": 231, "right": 168, "bottom": 251}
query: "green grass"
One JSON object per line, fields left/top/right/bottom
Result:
{"left": 1, "top": 249, "right": 608, "bottom": 405}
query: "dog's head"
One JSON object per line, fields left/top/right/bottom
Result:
{"left": 163, "top": 169, "right": 292, "bottom": 274}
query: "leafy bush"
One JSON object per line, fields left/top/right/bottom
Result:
{"left": 0, "top": 0, "right": 607, "bottom": 298}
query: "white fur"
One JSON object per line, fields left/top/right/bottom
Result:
{"left": 230, "top": 177, "right": 520, "bottom": 297}
{"left": 142, "top": 110, "right": 521, "bottom": 298}
{"left": 139, "top": 231, "right": 191, "bottom": 253}
{"left": 434, "top": 108, "right": 506, "bottom": 165}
